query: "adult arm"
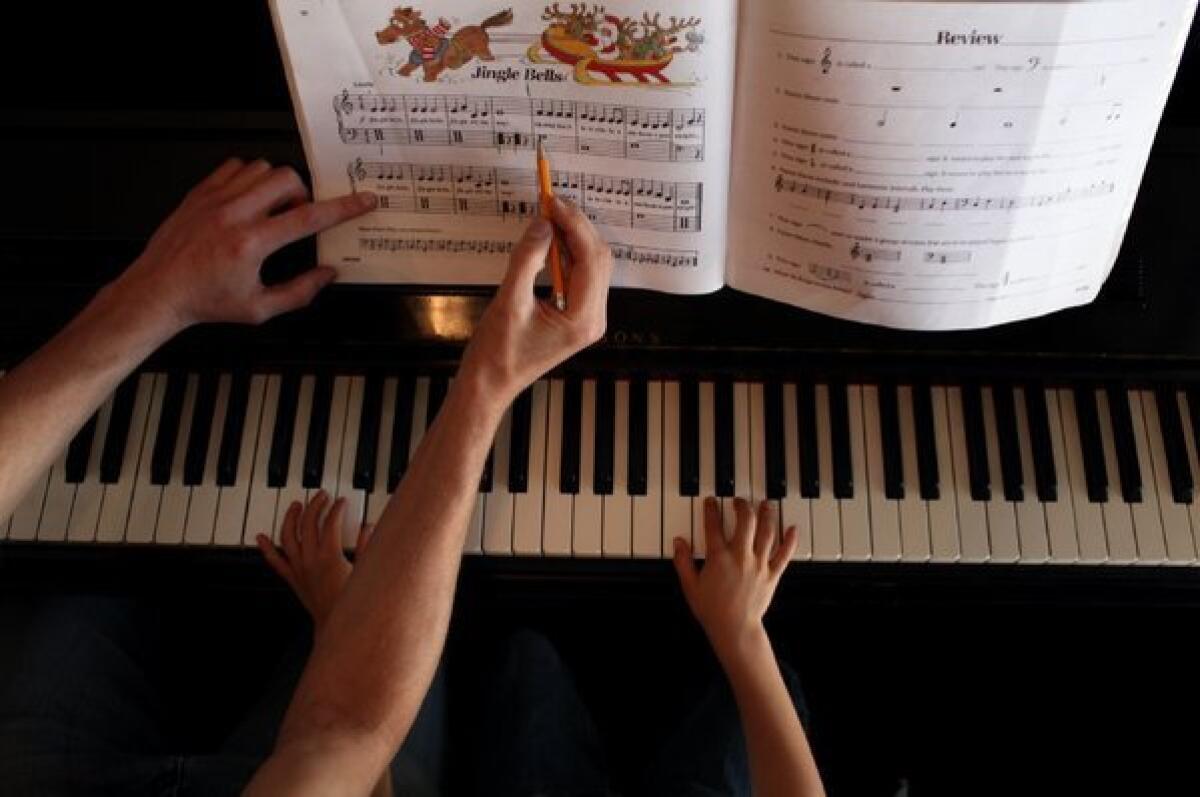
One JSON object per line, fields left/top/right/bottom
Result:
{"left": 674, "top": 498, "right": 826, "bottom": 797}
{"left": 245, "top": 198, "right": 613, "bottom": 797}
{"left": 0, "top": 158, "right": 376, "bottom": 523}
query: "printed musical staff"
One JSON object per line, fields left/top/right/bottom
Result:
{"left": 350, "top": 159, "right": 703, "bottom": 234}
{"left": 356, "top": 237, "right": 698, "bottom": 269}
{"left": 334, "top": 90, "right": 706, "bottom": 162}
{"left": 849, "top": 242, "right": 901, "bottom": 263}
{"left": 774, "top": 174, "right": 1116, "bottom": 212}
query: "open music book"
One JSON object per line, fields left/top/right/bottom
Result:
{"left": 271, "top": 0, "right": 1196, "bottom": 330}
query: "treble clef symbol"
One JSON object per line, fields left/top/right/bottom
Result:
{"left": 350, "top": 157, "right": 367, "bottom": 184}
{"left": 338, "top": 89, "right": 353, "bottom": 115}
{"left": 774, "top": 174, "right": 784, "bottom": 192}
{"left": 821, "top": 48, "right": 832, "bottom": 75}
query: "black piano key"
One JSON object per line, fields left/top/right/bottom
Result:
{"left": 302, "top": 374, "right": 334, "bottom": 489}
{"left": 480, "top": 446, "right": 494, "bottom": 493}
{"left": 829, "top": 381, "right": 853, "bottom": 500}
{"left": 387, "top": 376, "right": 416, "bottom": 492}
{"left": 100, "top": 376, "right": 140, "bottom": 484}
{"left": 216, "top": 372, "right": 251, "bottom": 487}
{"left": 628, "top": 378, "right": 648, "bottom": 496}
{"left": 426, "top": 376, "right": 448, "bottom": 428}
{"left": 64, "top": 412, "right": 100, "bottom": 484}
{"left": 991, "top": 384, "right": 1024, "bottom": 502}
{"left": 1073, "top": 385, "right": 1108, "bottom": 503}
{"left": 960, "top": 384, "right": 991, "bottom": 502}
{"left": 267, "top": 373, "right": 302, "bottom": 488}
{"left": 594, "top": 377, "right": 615, "bottom": 495}
{"left": 1105, "top": 384, "right": 1142, "bottom": 503}
{"left": 1023, "top": 384, "right": 1057, "bottom": 502}
{"left": 763, "top": 381, "right": 786, "bottom": 500}
{"left": 714, "top": 379, "right": 735, "bottom": 497}
{"left": 560, "top": 377, "right": 582, "bottom": 494}
{"left": 353, "top": 374, "right": 384, "bottom": 491}
{"left": 912, "top": 383, "right": 940, "bottom": 501}
{"left": 150, "top": 372, "right": 188, "bottom": 486}
{"left": 1155, "top": 387, "right": 1193, "bottom": 504}
{"left": 183, "top": 372, "right": 219, "bottom": 486}
{"left": 508, "top": 387, "right": 533, "bottom": 493}
{"left": 878, "top": 382, "right": 904, "bottom": 500}
{"left": 796, "top": 381, "right": 819, "bottom": 498}
{"left": 679, "top": 379, "right": 700, "bottom": 497}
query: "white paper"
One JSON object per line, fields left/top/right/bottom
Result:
{"left": 271, "top": 0, "right": 738, "bottom": 293}
{"left": 727, "top": 0, "right": 1197, "bottom": 330}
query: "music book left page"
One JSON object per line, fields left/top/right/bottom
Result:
{"left": 269, "top": 0, "right": 736, "bottom": 293}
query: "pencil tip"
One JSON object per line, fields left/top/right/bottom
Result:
{"left": 536, "top": 137, "right": 545, "bottom": 159}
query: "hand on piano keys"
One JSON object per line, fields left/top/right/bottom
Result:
{"left": 256, "top": 490, "right": 374, "bottom": 630}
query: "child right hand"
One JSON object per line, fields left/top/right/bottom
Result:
{"left": 672, "top": 497, "right": 797, "bottom": 666}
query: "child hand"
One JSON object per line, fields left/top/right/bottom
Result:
{"left": 256, "top": 491, "right": 373, "bottom": 630}
{"left": 672, "top": 497, "right": 797, "bottom": 666}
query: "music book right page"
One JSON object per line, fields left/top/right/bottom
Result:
{"left": 725, "top": 0, "right": 1197, "bottom": 330}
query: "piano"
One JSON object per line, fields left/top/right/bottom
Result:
{"left": 3, "top": 3, "right": 1200, "bottom": 606}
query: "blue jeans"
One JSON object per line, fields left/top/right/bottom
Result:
{"left": 472, "top": 629, "right": 811, "bottom": 797}
{"left": 0, "top": 595, "right": 445, "bottom": 796}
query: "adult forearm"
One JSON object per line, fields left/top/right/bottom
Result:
{"left": 269, "top": 368, "right": 507, "bottom": 773}
{"left": 721, "top": 630, "right": 826, "bottom": 797}
{"left": 0, "top": 275, "right": 179, "bottom": 521}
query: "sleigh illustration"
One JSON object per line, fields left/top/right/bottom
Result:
{"left": 527, "top": 4, "right": 702, "bottom": 86}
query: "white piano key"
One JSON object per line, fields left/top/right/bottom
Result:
{"left": 928, "top": 387, "right": 962, "bottom": 562}
{"left": 811, "top": 384, "right": 842, "bottom": 562}
{"left": 243, "top": 375, "right": 283, "bottom": 545}
{"left": 482, "top": 407, "right": 514, "bottom": 555}
{"left": 602, "top": 379, "right": 633, "bottom": 557}
{"left": 841, "top": 385, "right": 872, "bottom": 562}
{"left": 748, "top": 383, "right": 781, "bottom": 537}
{"left": 895, "top": 386, "right": 931, "bottom": 562}
{"left": 216, "top": 374, "right": 266, "bottom": 546}
{"left": 124, "top": 375, "right": 169, "bottom": 544}
{"left": 543, "top": 379, "right": 573, "bottom": 556}
{"left": 1057, "top": 389, "right": 1108, "bottom": 563}
{"left": 1043, "top": 389, "right": 1080, "bottom": 563}
{"left": 309, "top": 376, "right": 351, "bottom": 506}
{"left": 96, "top": 374, "right": 156, "bottom": 543}
{"left": 1127, "top": 390, "right": 1167, "bottom": 564}
{"left": 862, "top": 385, "right": 901, "bottom": 562}
{"left": 68, "top": 396, "right": 115, "bottom": 543}
{"left": 632, "top": 381, "right": 663, "bottom": 558}
{"left": 364, "top": 376, "right": 398, "bottom": 526}
{"left": 156, "top": 374, "right": 200, "bottom": 545}
{"left": 408, "top": 377, "right": 431, "bottom": 462}
{"left": 1142, "top": 390, "right": 1195, "bottom": 563}
{"left": 1178, "top": 390, "right": 1200, "bottom": 559}
{"left": 780, "top": 383, "right": 812, "bottom": 561}
{"left": 466, "top": 497, "right": 485, "bottom": 555}
{"left": 1094, "top": 389, "right": 1137, "bottom": 564}
{"left": 8, "top": 467, "right": 52, "bottom": 541}
{"left": 274, "top": 375, "right": 315, "bottom": 537}
{"left": 514, "top": 380, "right": 549, "bottom": 556}
{"left": 184, "top": 374, "right": 231, "bottom": 545}
{"left": 36, "top": 449, "right": 75, "bottom": 542}
{"left": 981, "top": 387, "right": 1019, "bottom": 563}
{"left": 334, "top": 376, "right": 366, "bottom": 549}
{"left": 946, "top": 386, "right": 989, "bottom": 562}
{"left": 694, "top": 381, "right": 716, "bottom": 555}
{"left": 573, "top": 379, "right": 603, "bottom": 557}
{"left": 662, "top": 381, "right": 692, "bottom": 557}
{"left": 732, "top": 381, "right": 752, "bottom": 521}
{"left": 1011, "top": 386, "right": 1050, "bottom": 564}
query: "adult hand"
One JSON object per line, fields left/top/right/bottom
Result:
{"left": 673, "top": 498, "right": 797, "bottom": 665}
{"left": 113, "top": 158, "right": 377, "bottom": 331}
{"left": 459, "top": 196, "right": 613, "bottom": 404}
{"left": 257, "top": 491, "right": 373, "bottom": 630}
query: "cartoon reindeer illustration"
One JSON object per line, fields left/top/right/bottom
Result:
{"left": 541, "top": 3, "right": 605, "bottom": 41}
{"left": 376, "top": 7, "right": 514, "bottom": 82}
{"left": 625, "top": 13, "right": 701, "bottom": 60}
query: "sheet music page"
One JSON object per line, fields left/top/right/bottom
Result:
{"left": 725, "top": 0, "right": 1197, "bottom": 330}
{"left": 270, "top": 0, "right": 736, "bottom": 292}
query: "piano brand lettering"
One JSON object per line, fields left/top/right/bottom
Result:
{"left": 936, "top": 29, "right": 1003, "bottom": 46}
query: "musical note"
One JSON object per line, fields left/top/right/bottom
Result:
{"left": 949, "top": 110, "right": 961, "bottom": 129}
{"left": 849, "top": 242, "right": 901, "bottom": 263}
{"left": 358, "top": 236, "right": 700, "bottom": 271}
{"left": 774, "top": 176, "right": 1116, "bottom": 212}
{"left": 876, "top": 109, "right": 889, "bottom": 128}
{"left": 923, "top": 251, "right": 972, "bottom": 265}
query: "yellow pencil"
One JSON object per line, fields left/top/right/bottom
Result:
{"left": 536, "top": 138, "right": 568, "bottom": 311}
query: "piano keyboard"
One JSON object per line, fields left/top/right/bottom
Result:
{"left": 6, "top": 370, "right": 1200, "bottom": 566}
